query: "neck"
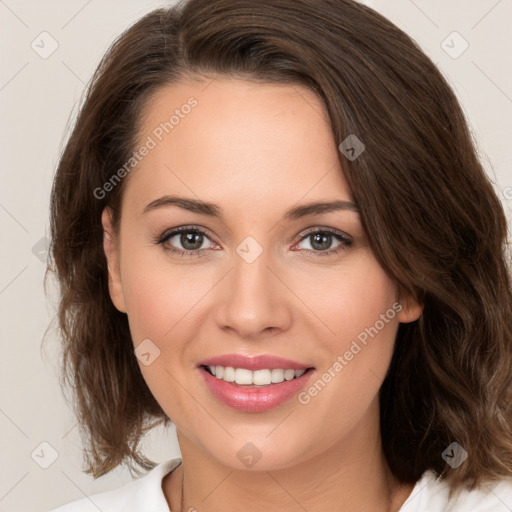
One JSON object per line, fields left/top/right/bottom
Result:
{"left": 163, "top": 401, "right": 415, "bottom": 512}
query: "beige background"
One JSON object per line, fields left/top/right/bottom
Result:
{"left": 0, "top": 1, "right": 511, "bottom": 511}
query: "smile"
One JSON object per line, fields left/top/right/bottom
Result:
{"left": 204, "top": 365, "right": 307, "bottom": 385}
{"left": 198, "top": 365, "right": 315, "bottom": 412}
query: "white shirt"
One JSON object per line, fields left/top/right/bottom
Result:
{"left": 49, "top": 457, "right": 512, "bottom": 511}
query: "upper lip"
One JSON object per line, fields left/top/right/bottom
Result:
{"left": 198, "top": 354, "right": 314, "bottom": 371}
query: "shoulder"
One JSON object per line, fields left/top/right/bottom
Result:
{"left": 399, "top": 470, "right": 512, "bottom": 512}
{"left": 48, "top": 458, "right": 182, "bottom": 512}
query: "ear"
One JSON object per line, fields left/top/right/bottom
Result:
{"left": 396, "top": 285, "right": 423, "bottom": 324}
{"left": 101, "top": 207, "right": 127, "bottom": 313}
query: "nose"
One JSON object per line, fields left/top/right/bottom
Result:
{"left": 214, "top": 242, "right": 293, "bottom": 340}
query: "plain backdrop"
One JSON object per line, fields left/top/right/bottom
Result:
{"left": 0, "top": 1, "right": 511, "bottom": 511}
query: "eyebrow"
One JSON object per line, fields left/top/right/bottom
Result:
{"left": 142, "top": 195, "right": 359, "bottom": 221}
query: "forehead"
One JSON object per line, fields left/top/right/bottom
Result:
{"left": 122, "top": 77, "right": 353, "bottom": 217}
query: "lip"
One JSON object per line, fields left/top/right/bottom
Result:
{"left": 198, "top": 354, "right": 312, "bottom": 371}
{"left": 198, "top": 365, "right": 316, "bottom": 412}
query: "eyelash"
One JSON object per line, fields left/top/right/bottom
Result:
{"left": 154, "top": 225, "right": 353, "bottom": 259}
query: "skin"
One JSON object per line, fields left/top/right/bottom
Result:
{"left": 102, "top": 77, "right": 424, "bottom": 512}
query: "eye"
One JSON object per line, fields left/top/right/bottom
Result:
{"left": 156, "top": 226, "right": 218, "bottom": 258}
{"left": 154, "top": 225, "right": 353, "bottom": 259}
{"left": 293, "top": 228, "right": 352, "bottom": 257}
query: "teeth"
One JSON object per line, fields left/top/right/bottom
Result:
{"left": 207, "top": 366, "right": 306, "bottom": 385}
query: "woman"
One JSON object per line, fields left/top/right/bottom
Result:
{"left": 47, "top": 0, "right": 512, "bottom": 510}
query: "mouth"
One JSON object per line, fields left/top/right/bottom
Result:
{"left": 197, "top": 364, "right": 316, "bottom": 412}
{"left": 200, "top": 364, "right": 315, "bottom": 386}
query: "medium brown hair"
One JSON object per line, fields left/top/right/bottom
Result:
{"left": 47, "top": 0, "right": 512, "bottom": 493}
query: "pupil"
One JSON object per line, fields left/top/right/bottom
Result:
{"left": 311, "top": 233, "right": 331, "bottom": 251}
{"left": 182, "top": 232, "right": 202, "bottom": 250}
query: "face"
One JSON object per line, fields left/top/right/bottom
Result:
{"left": 102, "top": 77, "right": 422, "bottom": 472}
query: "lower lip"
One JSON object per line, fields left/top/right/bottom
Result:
{"left": 198, "top": 366, "right": 315, "bottom": 412}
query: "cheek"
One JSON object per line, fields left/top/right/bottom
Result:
{"left": 119, "top": 239, "right": 213, "bottom": 341}
{"left": 120, "top": 258, "right": 202, "bottom": 420}
{"left": 307, "top": 253, "right": 400, "bottom": 402}
{"left": 301, "top": 249, "right": 398, "bottom": 344}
